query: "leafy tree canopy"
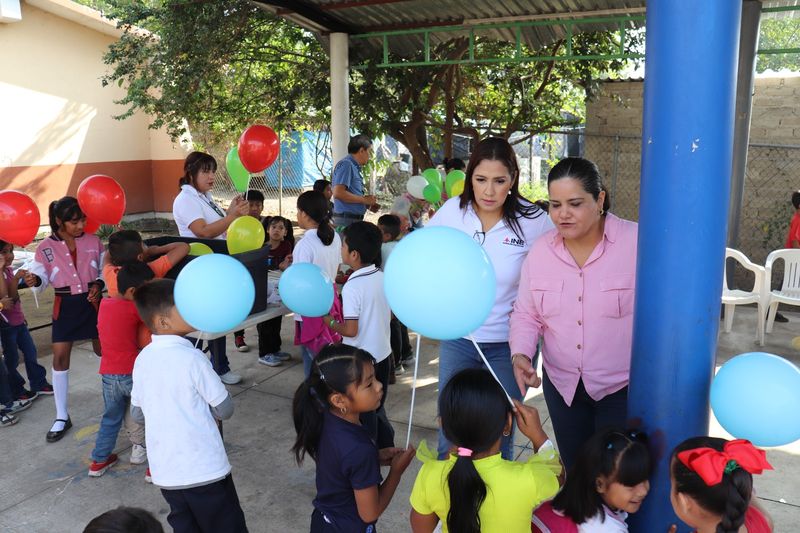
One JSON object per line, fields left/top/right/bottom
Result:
{"left": 756, "top": 17, "right": 800, "bottom": 73}
{"left": 93, "top": 0, "right": 639, "bottom": 165}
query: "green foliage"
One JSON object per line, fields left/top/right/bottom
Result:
{"left": 99, "top": 0, "right": 638, "bottom": 162}
{"left": 519, "top": 181, "right": 549, "bottom": 203}
{"left": 757, "top": 17, "right": 800, "bottom": 73}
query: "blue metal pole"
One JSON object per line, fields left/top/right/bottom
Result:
{"left": 627, "top": 1, "right": 741, "bottom": 531}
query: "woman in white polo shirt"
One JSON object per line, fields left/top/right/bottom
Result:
{"left": 427, "top": 137, "right": 553, "bottom": 460}
{"left": 172, "top": 151, "right": 249, "bottom": 385}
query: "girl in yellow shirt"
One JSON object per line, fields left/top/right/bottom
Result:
{"left": 410, "top": 368, "right": 564, "bottom": 533}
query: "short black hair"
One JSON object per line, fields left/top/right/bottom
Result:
{"left": 118, "top": 261, "right": 155, "bottom": 295}
{"left": 377, "top": 214, "right": 401, "bottom": 241}
{"left": 342, "top": 221, "right": 383, "bottom": 267}
{"left": 133, "top": 279, "right": 175, "bottom": 331}
{"left": 313, "top": 179, "right": 331, "bottom": 194}
{"left": 347, "top": 134, "right": 372, "bottom": 154}
{"left": 246, "top": 190, "right": 265, "bottom": 203}
{"left": 84, "top": 506, "right": 164, "bottom": 533}
{"left": 108, "top": 230, "right": 144, "bottom": 266}
{"left": 792, "top": 191, "right": 800, "bottom": 210}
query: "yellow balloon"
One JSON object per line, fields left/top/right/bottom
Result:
{"left": 450, "top": 179, "right": 465, "bottom": 196}
{"left": 227, "top": 215, "right": 265, "bottom": 254}
{"left": 188, "top": 242, "right": 213, "bottom": 256}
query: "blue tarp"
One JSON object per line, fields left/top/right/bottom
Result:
{"left": 263, "top": 131, "right": 333, "bottom": 189}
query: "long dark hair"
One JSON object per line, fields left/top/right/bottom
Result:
{"left": 291, "top": 344, "right": 375, "bottom": 464}
{"left": 547, "top": 157, "right": 611, "bottom": 214}
{"left": 672, "top": 437, "right": 753, "bottom": 533}
{"left": 439, "top": 369, "right": 512, "bottom": 533}
{"left": 49, "top": 196, "right": 84, "bottom": 234}
{"left": 459, "top": 137, "right": 544, "bottom": 239}
{"left": 297, "top": 190, "right": 334, "bottom": 246}
{"left": 178, "top": 151, "right": 217, "bottom": 189}
{"left": 552, "top": 428, "right": 651, "bottom": 523}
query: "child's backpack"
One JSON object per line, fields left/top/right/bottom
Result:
{"left": 531, "top": 501, "right": 578, "bottom": 533}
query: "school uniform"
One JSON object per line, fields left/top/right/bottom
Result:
{"left": 311, "top": 411, "right": 381, "bottom": 533}
{"left": 342, "top": 265, "right": 394, "bottom": 448}
{"left": 131, "top": 335, "right": 247, "bottom": 533}
{"left": 28, "top": 233, "right": 104, "bottom": 342}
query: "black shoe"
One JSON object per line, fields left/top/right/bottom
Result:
{"left": 774, "top": 312, "right": 789, "bottom": 323}
{"left": 46, "top": 417, "right": 72, "bottom": 443}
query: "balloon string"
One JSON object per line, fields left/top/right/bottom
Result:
{"left": 0, "top": 311, "right": 7, "bottom": 323}
{"left": 469, "top": 334, "right": 515, "bottom": 408}
{"left": 32, "top": 290, "right": 39, "bottom": 309}
{"left": 405, "top": 333, "right": 422, "bottom": 449}
{"left": 195, "top": 336, "right": 202, "bottom": 349}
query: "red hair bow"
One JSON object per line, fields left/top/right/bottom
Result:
{"left": 677, "top": 439, "right": 773, "bottom": 486}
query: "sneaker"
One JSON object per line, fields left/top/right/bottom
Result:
{"left": 16, "top": 389, "right": 38, "bottom": 402}
{"left": 88, "top": 454, "right": 118, "bottom": 477}
{"left": 219, "top": 371, "right": 242, "bottom": 385}
{"left": 1, "top": 412, "right": 17, "bottom": 427}
{"left": 401, "top": 355, "right": 416, "bottom": 365}
{"left": 394, "top": 364, "right": 406, "bottom": 376}
{"left": 144, "top": 468, "right": 152, "bottom": 483}
{"left": 234, "top": 335, "right": 250, "bottom": 352}
{"left": 774, "top": 312, "right": 789, "bottom": 323}
{"left": 6, "top": 399, "right": 32, "bottom": 415}
{"left": 36, "top": 383, "right": 54, "bottom": 395}
{"left": 258, "top": 354, "right": 283, "bottom": 367}
{"left": 274, "top": 351, "right": 292, "bottom": 362}
{"left": 130, "top": 444, "right": 147, "bottom": 465}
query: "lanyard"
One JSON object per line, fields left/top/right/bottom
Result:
{"left": 200, "top": 193, "right": 226, "bottom": 218}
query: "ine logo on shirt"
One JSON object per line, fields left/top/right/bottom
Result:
{"left": 502, "top": 236, "right": 525, "bottom": 248}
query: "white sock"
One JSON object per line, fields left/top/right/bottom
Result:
{"left": 50, "top": 369, "right": 69, "bottom": 432}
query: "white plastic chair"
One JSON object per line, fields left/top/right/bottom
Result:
{"left": 722, "top": 248, "right": 767, "bottom": 345}
{"left": 764, "top": 249, "right": 800, "bottom": 335}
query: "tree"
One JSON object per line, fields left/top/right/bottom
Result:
{"left": 100, "top": 0, "right": 638, "bottom": 165}
{"left": 756, "top": 17, "right": 800, "bottom": 73}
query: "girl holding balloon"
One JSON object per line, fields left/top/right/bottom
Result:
{"left": 427, "top": 137, "right": 553, "bottom": 460}
{"left": 23, "top": 197, "right": 105, "bottom": 442}
{"left": 172, "top": 151, "right": 249, "bottom": 385}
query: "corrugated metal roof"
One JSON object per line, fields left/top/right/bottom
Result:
{"left": 255, "top": 0, "right": 800, "bottom": 59}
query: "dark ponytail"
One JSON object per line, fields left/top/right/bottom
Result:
{"left": 672, "top": 437, "right": 753, "bottom": 533}
{"left": 547, "top": 157, "right": 611, "bottom": 215}
{"left": 291, "top": 344, "right": 375, "bottom": 464}
{"left": 439, "top": 369, "right": 512, "bottom": 533}
{"left": 297, "top": 191, "right": 334, "bottom": 246}
{"left": 49, "top": 196, "right": 84, "bottom": 234}
{"left": 179, "top": 151, "right": 217, "bottom": 189}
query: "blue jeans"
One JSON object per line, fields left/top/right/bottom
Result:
{"left": 188, "top": 337, "right": 231, "bottom": 376}
{"left": 1, "top": 323, "right": 47, "bottom": 396}
{"left": 437, "top": 338, "right": 522, "bottom": 460}
{"left": 302, "top": 345, "right": 315, "bottom": 379}
{"left": 0, "top": 355, "right": 13, "bottom": 408}
{"left": 92, "top": 374, "right": 142, "bottom": 462}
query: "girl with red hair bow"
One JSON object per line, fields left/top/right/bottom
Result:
{"left": 669, "top": 437, "right": 773, "bottom": 533}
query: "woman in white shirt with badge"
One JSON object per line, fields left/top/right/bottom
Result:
{"left": 427, "top": 137, "right": 553, "bottom": 460}
{"left": 172, "top": 151, "right": 249, "bottom": 385}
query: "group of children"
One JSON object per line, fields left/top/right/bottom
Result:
{"left": 3, "top": 189, "right": 778, "bottom": 533}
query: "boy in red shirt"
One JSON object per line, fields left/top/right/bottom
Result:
{"left": 786, "top": 191, "right": 800, "bottom": 249}
{"left": 89, "top": 262, "right": 154, "bottom": 477}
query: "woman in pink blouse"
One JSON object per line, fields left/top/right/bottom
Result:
{"left": 509, "top": 157, "right": 638, "bottom": 470}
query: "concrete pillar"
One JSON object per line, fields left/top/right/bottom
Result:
{"left": 627, "top": 1, "right": 741, "bottom": 531}
{"left": 330, "top": 32, "right": 350, "bottom": 164}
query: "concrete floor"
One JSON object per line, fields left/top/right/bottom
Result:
{"left": 0, "top": 305, "right": 798, "bottom": 531}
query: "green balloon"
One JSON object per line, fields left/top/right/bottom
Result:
{"left": 422, "top": 168, "right": 442, "bottom": 190}
{"left": 225, "top": 147, "right": 250, "bottom": 193}
{"left": 422, "top": 183, "right": 441, "bottom": 204}
{"left": 445, "top": 170, "right": 466, "bottom": 196}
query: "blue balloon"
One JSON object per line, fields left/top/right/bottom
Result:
{"left": 384, "top": 226, "right": 495, "bottom": 340}
{"left": 278, "top": 262, "right": 334, "bottom": 317}
{"left": 711, "top": 352, "right": 800, "bottom": 447}
{"left": 175, "top": 254, "right": 255, "bottom": 333}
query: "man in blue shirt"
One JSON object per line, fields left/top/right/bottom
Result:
{"left": 332, "top": 134, "right": 378, "bottom": 229}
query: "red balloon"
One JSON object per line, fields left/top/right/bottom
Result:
{"left": 83, "top": 217, "right": 101, "bottom": 234}
{"left": 238, "top": 125, "right": 279, "bottom": 173}
{"left": 0, "top": 191, "right": 40, "bottom": 246}
{"left": 77, "top": 175, "right": 126, "bottom": 225}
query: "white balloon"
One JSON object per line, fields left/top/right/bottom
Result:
{"left": 406, "top": 175, "right": 428, "bottom": 199}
